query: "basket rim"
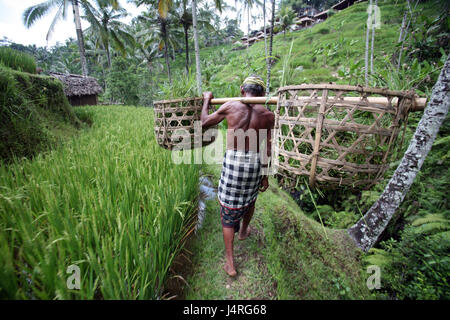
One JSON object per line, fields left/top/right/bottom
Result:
{"left": 277, "top": 84, "right": 416, "bottom": 97}
{"left": 153, "top": 97, "right": 203, "bottom": 105}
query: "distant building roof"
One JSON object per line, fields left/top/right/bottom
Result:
{"left": 49, "top": 72, "right": 102, "bottom": 97}
{"left": 295, "top": 17, "right": 315, "bottom": 25}
{"left": 314, "top": 10, "right": 329, "bottom": 20}
{"left": 332, "top": 0, "right": 358, "bottom": 11}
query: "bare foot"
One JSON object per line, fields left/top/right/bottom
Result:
{"left": 238, "top": 226, "right": 251, "bottom": 240}
{"left": 224, "top": 263, "right": 237, "bottom": 277}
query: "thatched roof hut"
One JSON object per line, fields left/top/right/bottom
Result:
{"left": 49, "top": 72, "right": 102, "bottom": 106}
{"left": 295, "top": 17, "right": 315, "bottom": 27}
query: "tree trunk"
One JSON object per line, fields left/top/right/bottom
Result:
{"left": 397, "top": 0, "right": 416, "bottom": 71}
{"left": 191, "top": 0, "right": 202, "bottom": 94}
{"left": 348, "top": 56, "right": 450, "bottom": 252}
{"left": 370, "top": 0, "right": 377, "bottom": 75}
{"left": 72, "top": 0, "right": 88, "bottom": 76}
{"left": 106, "top": 43, "right": 112, "bottom": 69}
{"left": 263, "top": 0, "right": 268, "bottom": 71}
{"left": 364, "top": 0, "right": 372, "bottom": 86}
{"left": 266, "top": 0, "right": 275, "bottom": 95}
{"left": 161, "top": 18, "right": 171, "bottom": 83}
{"left": 183, "top": 24, "right": 189, "bottom": 75}
{"left": 247, "top": 6, "right": 250, "bottom": 49}
{"left": 398, "top": 9, "right": 407, "bottom": 43}
{"left": 183, "top": 1, "right": 189, "bottom": 75}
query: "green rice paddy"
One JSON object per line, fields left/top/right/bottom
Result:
{"left": 0, "top": 106, "right": 199, "bottom": 299}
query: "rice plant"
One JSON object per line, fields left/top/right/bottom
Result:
{"left": 0, "top": 47, "right": 37, "bottom": 74}
{"left": 0, "top": 106, "right": 199, "bottom": 299}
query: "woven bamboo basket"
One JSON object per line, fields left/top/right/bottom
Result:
{"left": 153, "top": 97, "right": 218, "bottom": 150}
{"left": 274, "top": 84, "right": 418, "bottom": 189}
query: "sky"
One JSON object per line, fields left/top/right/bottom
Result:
{"left": 0, "top": 0, "right": 143, "bottom": 47}
{"left": 0, "top": 0, "right": 266, "bottom": 49}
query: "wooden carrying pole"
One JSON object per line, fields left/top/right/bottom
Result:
{"left": 210, "top": 96, "right": 427, "bottom": 112}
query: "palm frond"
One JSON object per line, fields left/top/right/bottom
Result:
{"left": 23, "top": 0, "right": 60, "bottom": 28}
{"left": 110, "top": 30, "right": 126, "bottom": 56}
{"left": 46, "top": 3, "right": 64, "bottom": 41}
{"left": 158, "top": 0, "right": 173, "bottom": 19}
{"left": 412, "top": 214, "right": 449, "bottom": 227}
{"left": 364, "top": 248, "right": 392, "bottom": 268}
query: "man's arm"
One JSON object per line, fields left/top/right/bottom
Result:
{"left": 201, "top": 91, "right": 228, "bottom": 129}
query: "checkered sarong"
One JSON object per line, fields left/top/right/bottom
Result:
{"left": 217, "top": 150, "right": 262, "bottom": 209}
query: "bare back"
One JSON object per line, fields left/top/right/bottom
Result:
{"left": 223, "top": 101, "right": 274, "bottom": 152}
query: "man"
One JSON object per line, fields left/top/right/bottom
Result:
{"left": 201, "top": 75, "right": 275, "bottom": 277}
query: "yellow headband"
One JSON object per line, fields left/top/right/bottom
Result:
{"left": 242, "top": 76, "right": 266, "bottom": 90}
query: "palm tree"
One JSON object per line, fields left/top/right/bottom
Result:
{"left": 23, "top": 0, "right": 89, "bottom": 76}
{"left": 82, "top": 0, "right": 135, "bottom": 68}
{"left": 242, "top": 0, "right": 261, "bottom": 48}
{"left": 348, "top": 56, "right": 450, "bottom": 252}
{"left": 191, "top": 0, "right": 224, "bottom": 94}
{"left": 171, "top": 1, "right": 214, "bottom": 75}
{"left": 172, "top": 0, "right": 192, "bottom": 75}
{"left": 277, "top": 5, "right": 296, "bottom": 38}
{"left": 134, "top": 0, "right": 176, "bottom": 83}
{"left": 136, "top": 9, "right": 182, "bottom": 83}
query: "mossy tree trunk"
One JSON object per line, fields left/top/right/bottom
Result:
{"left": 348, "top": 56, "right": 450, "bottom": 252}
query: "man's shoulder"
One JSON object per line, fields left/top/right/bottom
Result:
{"left": 255, "top": 105, "right": 275, "bottom": 120}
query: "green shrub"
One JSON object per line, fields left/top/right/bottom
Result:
{"left": 104, "top": 56, "right": 140, "bottom": 105}
{"left": 365, "top": 228, "right": 450, "bottom": 299}
{"left": 316, "top": 27, "right": 330, "bottom": 35}
{"left": 0, "top": 47, "right": 36, "bottom": 74}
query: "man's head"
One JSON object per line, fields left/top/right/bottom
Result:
{"left": 241, "top": 75, "right": 265, "bottom": 97}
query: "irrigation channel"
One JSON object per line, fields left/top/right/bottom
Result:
{"left": 197, "top": 175, "right": 216, "bottom": 231}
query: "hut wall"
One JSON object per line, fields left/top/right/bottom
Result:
{"left": 68, "top": 94, "right": 98, "bottom": 106}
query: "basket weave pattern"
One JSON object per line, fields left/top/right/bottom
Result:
{"left": 154, "top": 97, "right": 216, "bottom": 150}
{"left": 275, "top": 84, "right": 415, "bottom": 188}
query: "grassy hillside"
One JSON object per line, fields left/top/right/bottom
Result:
{"left": 0, "top": 65, "right": 81, "bottom": 162}
{"left": 159, "top": 0, "right": 445, "bottom": 100}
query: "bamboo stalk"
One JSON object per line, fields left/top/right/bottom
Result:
{"left": 309, "top": 89, "right": 328, "bottom": 187}
{"left": 209, "top": 96, "right": 427, "bottom": 111}
{"left": 210, "top": 97, "right": 278, "bottom": 105}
